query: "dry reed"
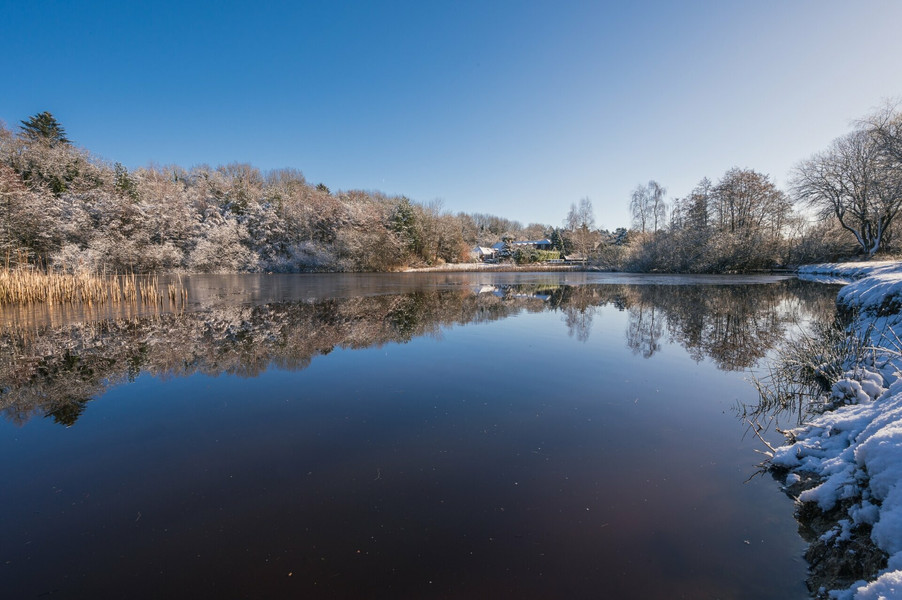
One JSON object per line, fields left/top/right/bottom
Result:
{"left": 0, "top": 267, "right": 187, "bottom": 308}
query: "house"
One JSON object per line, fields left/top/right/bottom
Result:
{"left": 471, "top": 246, "right": 497, "bottom": 261}
{"left": 523, "top": 238, "right": 554, "bottom": 251}
{"left": 490, "top": 239, "right": 554, "bottom": 253}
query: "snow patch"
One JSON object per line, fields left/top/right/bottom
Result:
{"left": 782, "top": 262, "right": 902, "bottom": 597}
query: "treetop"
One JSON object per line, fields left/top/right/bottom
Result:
{"left": 20, "top": 111, "right": 70, "bottom": 147}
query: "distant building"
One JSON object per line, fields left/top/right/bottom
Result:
{"left": 471, "top": 246, "right": 497, "bottom": 261}
{"left": 490, "top": 239, "right": 554, "bottom": 253}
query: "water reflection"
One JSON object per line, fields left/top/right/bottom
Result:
{"left": 1, "top": 279, "right": 835, "bottom": 427}
{"left": 622, "top": 284, "right": 830, "bottom": 370}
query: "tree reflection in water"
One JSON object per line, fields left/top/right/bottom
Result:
{"left": 0, "top": 279, "right": 837, "bottom": 426}
{"left": 622, "top": 284, "right": 831, "bottom": 370}
{"left": 627, "top": 303, "right": 663, "bottom": 358}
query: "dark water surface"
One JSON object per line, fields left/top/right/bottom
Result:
{"left": 0, "top": 273, "right": 838, "bottom": 599}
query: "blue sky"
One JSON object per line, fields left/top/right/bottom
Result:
{"left": 2, "top": 0, "right": 901, "bottom": 229}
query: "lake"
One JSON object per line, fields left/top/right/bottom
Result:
{"left": 0, "top": 273, "right": 839, "bottom": 599}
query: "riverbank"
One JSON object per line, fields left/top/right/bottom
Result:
{"left": 401, "top": 262, "right": 799, "bottom": 274}
{"left": 772, "top": 262, "right": 902, "bottom": 598}
{"left": 401, "top": 262, "right": 595, "bottom": 272}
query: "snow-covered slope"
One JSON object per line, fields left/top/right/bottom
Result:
{"left": 780, "top": 262, "right": 902, "bottom": 598}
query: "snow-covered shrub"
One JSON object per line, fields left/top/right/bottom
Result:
{"left": 188, "top": 220, "right": 258, "bottom": 272}
{"left": 53, "top": 243, "right": 102, "bottom": 273}
{"left": 263, "top": 241, "right": 338, "bottom": 272}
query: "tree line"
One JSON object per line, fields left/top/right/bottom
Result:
{"left": 618, "top": 102, "right": 902, "bottom": 272}
{"left": 1, "top": 104, "right": 900, "bottom": 274}
{"left": 0, "top": 112, "right": 568, "bottom": 272}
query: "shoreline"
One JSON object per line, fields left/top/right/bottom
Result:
{"left": 769, "top": 261, "right": 902, "bottom": 598}
{"left": 401, "top": 262, "right": 798, "bottom": 274}
{"left": 401, "top": 263, "right": 594, "bottom": 273}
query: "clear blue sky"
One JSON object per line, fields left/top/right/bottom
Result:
{"left": 3, "top": 0, "right": 901, "bottom": 229}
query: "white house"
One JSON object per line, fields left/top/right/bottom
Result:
{"left": 471, "top": 246, "right": 497, "bottom": 261}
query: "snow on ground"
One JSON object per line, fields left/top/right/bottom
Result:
{"left": 799, "top": 262, "right": 902, "bottom": 280}
{"left": 801, "top": 262, "right": 902, "bottom": 319}
{"left": 780, "top": 262, "right": 902, "bottom": 598}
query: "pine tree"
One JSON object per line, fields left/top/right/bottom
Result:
{"left": 549, "top": 227, "right": 566, "bottom": 252}
{"left": 19, "top": 111, "right": 70, "bottom": 147}
{"left": 390, "top": 196, "right": 420, "bottom": 254}
{"left": 114, "top": 163, "right": 139, "bottom": 200}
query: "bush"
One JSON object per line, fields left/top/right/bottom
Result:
{"left": 513, "top": 247, "right": 560, "bottom": 264}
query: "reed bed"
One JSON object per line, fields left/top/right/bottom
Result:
{"left": 0, "top": 267, "right": 187, "bottom": 307}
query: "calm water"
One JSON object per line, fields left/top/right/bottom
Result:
{"left": 0, "top": 273, "right": 839, "bottom": 599}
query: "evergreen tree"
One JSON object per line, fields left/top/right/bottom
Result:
{"left": 549, "top": 227, "right": 567, "bottom": 252}
{"left": 114, "top": 163, "right": 139, "bottom": 200}
{"left": 19, "top": 111, "right": 71, "bottom": 147}
{"left": 390, "top": 196, "right": 420, "bottom": 254}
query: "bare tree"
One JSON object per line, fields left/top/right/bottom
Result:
{"left": 565, "top": 197, "right": 597, "bottom": 257}
{"left": 792, "top": 124, "right": 902, "bottom": 258}
{"left": 630, "top": 185, "right": 649, "bottom": 233}
{"left": 566, "top": 197, "right": 595, "bottom": 231}
{"left": 630, "top": 181, "right": 667, "bottom": 234}
{"left": 713, "top": 168, "right": 789, "bottom": 237}
{"left": 861, "top": 100, "right": 902, "bottom": 163}
{"left": 685, "top": 178, "right": 711, "bottom": 232}
{"left": 649, "top": 181, "right": 667, "bottom": 233}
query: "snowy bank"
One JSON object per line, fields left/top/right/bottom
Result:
{"left": 799, "top": 262, "right": 902, "bottom": 281}
{"left": 775, "top": 262, "right": 902, "bottom": 598}
{"left": 800, "top": 262, "right": 902, "bottom": 319}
